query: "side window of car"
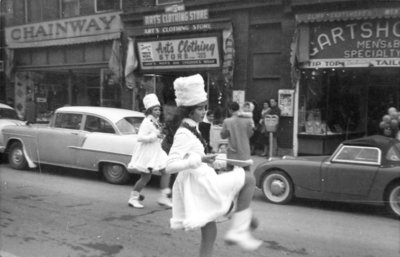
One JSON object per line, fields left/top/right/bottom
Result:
{"left": 54, "top": 113, "right": 82, "bottom": 129}
{"left": 333, "top": 146, "right": 380, "bottom": 165}
{"left": 84, "top": 115, "right": 115, "bottom": 134}
{"left": 386, "top": 144, "right": 400, "bottom": 162}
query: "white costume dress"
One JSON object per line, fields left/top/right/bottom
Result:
{"left": 128, "top": 115, "right": 167, "bottom": 173}
{"left": 167, "top": 119, "right": 245, "bottom": 230}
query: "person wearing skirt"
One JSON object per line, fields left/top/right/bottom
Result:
{"left": 127, "top": 93, "right": 172, "bottom": 208}
{"left": 166, "top": 74, "right": 262, "bottom": 257}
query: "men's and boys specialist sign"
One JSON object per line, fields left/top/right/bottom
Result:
{"left": 137, "top": 36, "right": 220, "bottom": 70}
{"left": 302, "top": 19, "right": 400, "bottom": 68}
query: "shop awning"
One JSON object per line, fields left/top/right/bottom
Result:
{"left": 296, "top": 7, "right": 400, "bottom": 23}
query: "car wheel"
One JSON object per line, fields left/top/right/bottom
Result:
{"left": 261, "top": 170, "right": 293, "bottom": 204}
{"left": 102, "top": 163, "right": 130, "bottom": 185}
{"left": 386, "top": 183, "right": 400, "bottom": 219}
{"left": 8, "top": 142, "right": 28, "bottom": 170}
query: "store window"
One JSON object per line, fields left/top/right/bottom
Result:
{"left": 299, "top": 68, "right": 367, "bottom": 138}
{"left": 62, "top": 0, "right": 80, "bottom": 18}
{"left": 96, "top": 0, "right": 120, "bottom": 12}
{"left": 28, "top": 0, "right": 59, "bottom": 23}
{"left": 5, "top": 0, "right": 26, "bottom": 25}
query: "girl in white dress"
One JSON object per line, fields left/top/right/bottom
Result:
{"left": 127, "top": 94, "right": 172, "bottom": 208}
{"left": 166, "top": 74, "right": 262, "bottom": 257}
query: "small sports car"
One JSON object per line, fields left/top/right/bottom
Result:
{"left": 2, "top": 106, "right": 144, "bottom": 184}
{"left": 254, "top": 135, "right": 400, "bottom": 218}
{"left": 0, "top": 103, "right": 25, "bottom": 155}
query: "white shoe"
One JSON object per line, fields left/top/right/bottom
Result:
{"left": 157, "top": 196, "right": 172, "bottom": 208}
{"left": 128, "top": 191, "right": 144, "bottom": 209}
{"left": 224, "top": 209, "right": 262, "bottom": 251}
{"left": 157, "top": 188, "right": 172, "bottom": 208}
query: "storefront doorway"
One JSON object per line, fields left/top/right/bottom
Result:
{"left": 138, "top": 71, "right": 227, "bottom": 119}
{"left": 367, "top": 68, "right": 400, "bottom": 136}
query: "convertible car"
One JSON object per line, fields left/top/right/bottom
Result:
{"left": 2, "top": 106, "right": 144, "bottom": 184}
{"left": 254, "top": 135, "right": 400, "bottom": 219}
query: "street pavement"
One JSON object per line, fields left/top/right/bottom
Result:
{"left": 2, "top": 154, "right": 399, "bottom": 257}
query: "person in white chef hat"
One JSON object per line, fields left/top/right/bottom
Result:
{"left": 166, "top": 74, "right": 262, "bottom": 257}
{"left": 127, "top": 93, "right": 172, "bottom": 209}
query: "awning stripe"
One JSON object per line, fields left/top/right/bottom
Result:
{"left": 296, "top": 8, "right": 400, "bottom": 23}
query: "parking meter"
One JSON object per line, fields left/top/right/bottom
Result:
{"left": 264, "top": 115, "right": 279, "bottom": 132}
{"left": 264, "top": 115, "right": 279, "bottom": 158}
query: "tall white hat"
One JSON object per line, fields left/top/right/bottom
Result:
{"left": 174, "top": 74, "right": 207, "bottom": 107}
{"left": 143, "top": 93, "right": 160, "bottom": 110}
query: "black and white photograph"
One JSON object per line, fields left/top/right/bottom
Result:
{"left": 0, "top": 1, "right": 399, "bottom": 257}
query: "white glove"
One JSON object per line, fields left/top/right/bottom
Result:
{"left": 187, "top": 153, "right": 202, "bottom": 169}
{"left": 213, "top": 153, "right": 227, "bottom": 169}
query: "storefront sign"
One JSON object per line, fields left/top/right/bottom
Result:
{"left": 303, "top": 58, "right": 400, "bottom": 68}
{"left": 137, "top": 36, "right": 220, "bottom": 70}
{"left": 6, "top": 12, "right": 122, "bottom": 48}
{"left": 143, "top": 23, "right": 212, "bottom": 35}
{"left": 302, "top": 19, "right": 400, "bottom": 68}
{"left": 144, "top": 9, "right": 208, "bottom": 26}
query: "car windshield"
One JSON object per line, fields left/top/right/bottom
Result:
{"left": 0, "top": 108, "right": 19, "bottom": 120}
{"left": 386, "top": 142, "right": 400, "bottom": 162}
{"left": 116, "top": 116, "right": 144, "bottom": 134}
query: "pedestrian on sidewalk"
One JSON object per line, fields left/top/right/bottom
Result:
{"left": 127, "top": 93, "right": 172, "bottom": 209}
{"left": 220, "top": 101, "right": 254, "bottom": 170}
{"left": 268, "top": 98, "right": 281, "bottom": 156}
{"left": 258, "top": 100, "right": 271, "bottom": 156}
{"left": 166, "top": 74, "right": 262, "bottom": 257}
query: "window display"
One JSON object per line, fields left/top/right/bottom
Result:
{"left": 299, "top": 68, "right": 367, "bottom": 137}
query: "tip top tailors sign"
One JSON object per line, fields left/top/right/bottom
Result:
{"left": 143, "top": 9, "right": 210, "bottom": 35}
{"left": 137, "top": 37, "right": 220, "bottom": 70}
{"left": 302, "top": 19, "right": 400, "bottom": 68}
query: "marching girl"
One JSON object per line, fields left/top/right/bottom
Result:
{"left": 127, "top": 93, "right": 172, "bottom": 208}
{"left": 166, "top": 74, "right": 262, "bottom": 257}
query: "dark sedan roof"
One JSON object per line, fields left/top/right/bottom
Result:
{"left": 342, "top": 135, "right": 397, "bottom": 153}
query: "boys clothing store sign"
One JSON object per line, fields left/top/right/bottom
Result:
{"left": 137, "top": 37, "right": 220, "bottom": 70}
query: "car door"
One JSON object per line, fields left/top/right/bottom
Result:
{"left": 321, "top": 146, "right": 380, "bottom": 198}
{"left": 75, "top": 115, "right": 118, "bottom": 168}
{"left": 37, "top": 112, "right": 87, "bottom": 166}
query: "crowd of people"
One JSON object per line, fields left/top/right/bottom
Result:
{"left": 126, "top": 74, "right": 283, "bottom": 257}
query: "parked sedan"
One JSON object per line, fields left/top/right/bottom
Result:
{"left": 2, "top": 106, "right": 145, "bottom": 184}
{"left": 254, "top": 135, "right": 400, "bottom": 218}
{"left": 0, "top": 103, "right": 25, "bottom": 155}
